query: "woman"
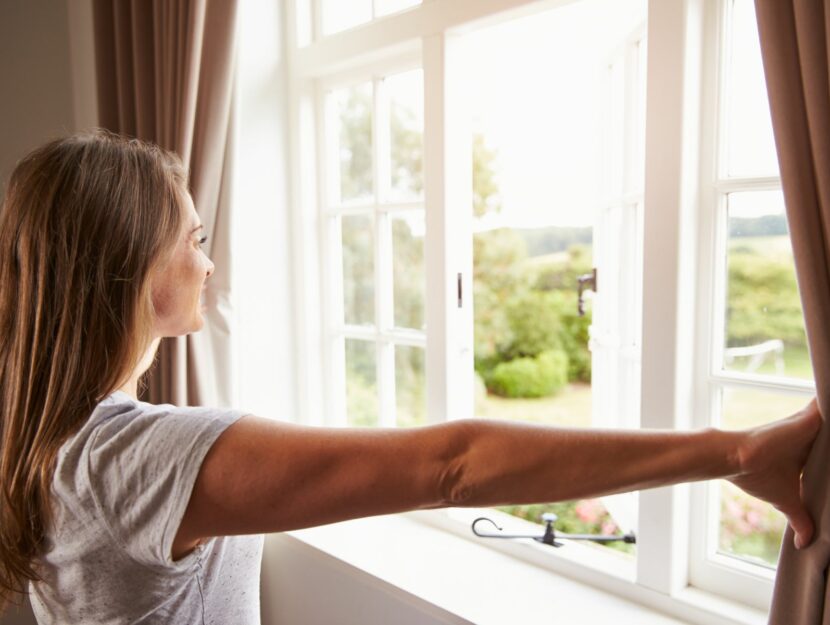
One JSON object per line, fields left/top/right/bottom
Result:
{"left": 0, "top": 131, "right": 821, "bottom": 623}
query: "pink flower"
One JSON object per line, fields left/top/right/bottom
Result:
{"left": 575, "top": 499, "right": 603, "bottom": 524}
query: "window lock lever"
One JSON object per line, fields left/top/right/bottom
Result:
{"left": 577, "top": 268, "right": 597, "bottom": 317}
{"left": 471, "top": 512, "right": 636, "bottom": 548}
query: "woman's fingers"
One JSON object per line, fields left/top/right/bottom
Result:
{"left": 726, "top": 398, "right": 821, "bottom": 550}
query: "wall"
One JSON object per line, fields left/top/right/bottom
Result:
{"left": 0, "top": 0, "right": 77, "bottom": 197}
{"left": 0, "top": 1, "right": 85, "bottom": 622}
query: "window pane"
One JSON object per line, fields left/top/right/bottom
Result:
{"left": 346, "top": 339, "right": 378, "bottom": 426}
{"left": 322, "top": 0, "right": 371, "bottom": 35}
{"left": 387, "top": 69, "right": 424, "bottom": 201}
{"left": 331, "top": 83, "right": 373, "bottom": 204}
{"left": 375, "top": 0, "right": 420, "bottom": 17}
{"left": 342, "top": 214, "right": 375, "bottom": 325}
{"left": 392, "top": 212, "right": 425, "bottom": 330}
{"left": 395, "top": 345, "right": 426, "bottom": 427}
{"left": 717, "top": 387, "right": 810, "bottom": 567}
{"left": 724, "top": 0, "right": 778, "bottom": 177}
{"left": 723, "top": 191, "right": 811, "bottom": 380}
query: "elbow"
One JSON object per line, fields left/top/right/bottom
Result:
{"left": 436, "top": 419, "right": 476, "bottom": 507}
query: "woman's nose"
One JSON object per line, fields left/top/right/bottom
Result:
{"left": 206, "top": 258, "right": 215, "bottom": 278}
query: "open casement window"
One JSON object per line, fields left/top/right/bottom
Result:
{"left": 590, "top": 24, "right": 647, "bottom": 539}
{"left": 688, "top": 0, "right": 814, "bottom": 610}
{"left": 288, "top": 0, "right": 799, "bottom": 617}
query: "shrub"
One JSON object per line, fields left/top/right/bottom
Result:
{"left": 550, "top": 291, "right": 592, "bottom": 382}
{"left": 504, "top": 291, "right": 563, "bottom": 360}
{"left": 486, "top": 349, "right": 569, "bottom": 398}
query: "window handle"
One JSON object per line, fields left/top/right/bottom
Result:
{"left": 577, "top": 268, "right": 597, "bottom": 317}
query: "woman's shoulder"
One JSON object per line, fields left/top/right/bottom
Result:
{"left": 57, "top": 391, "right": 248, "bottom": 482}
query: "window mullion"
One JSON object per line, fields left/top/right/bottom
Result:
{"left": 317, "top": 82, "right": 348, "bottom": 427}
{"left": 374, "top": 76, "right": 396, "bottom": 427}
{"left": 637, "top": 0, "right": 704, "bottom": 596}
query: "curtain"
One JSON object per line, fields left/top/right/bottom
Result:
{"left": 756, "top": 0, "right": 830, "bottom": 622}
{"left": 92, "top": 0, "right": 238, "bottom": 408}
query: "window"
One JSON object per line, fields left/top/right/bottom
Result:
{"left": 286, "top": 0, "right": 807, "bottom": 617}
{"left": 320, "top": 67, "right": 427, "bottom": 428}
{"left": 689, "top": 0, "right": 813, "bottom": 608}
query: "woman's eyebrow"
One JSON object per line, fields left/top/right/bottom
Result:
{"left": 190, "top": 225, "right": 204, "bottom": 234}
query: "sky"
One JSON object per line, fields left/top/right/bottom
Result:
{"left": 462, "top": 0, "right": 648, "bottom": 228}
{"left": 460, "top": 0, "right": 779, "bottom": 228}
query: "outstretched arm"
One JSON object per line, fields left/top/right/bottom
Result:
{"left": 173, "top": 400, "right": 820, "bottom": 560}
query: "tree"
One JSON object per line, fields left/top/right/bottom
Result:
{"left": 472, "top": 132, "right": 502, "bottom": 217}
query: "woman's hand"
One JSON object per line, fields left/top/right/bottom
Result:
{"left": 727, "top": 398, "right": 822, "bottom": 550}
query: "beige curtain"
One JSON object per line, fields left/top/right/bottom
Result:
{"left": 756, "top": 0, "right": 830, "bottom": 622}
{"left": 92, "top": 0, "right": 238, "bottom": 408}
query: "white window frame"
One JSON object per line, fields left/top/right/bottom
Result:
{"left": 284, "top": 0, "right": 781, "bottom": 621}
{"left": 688, "top": 0, "right": 815, "bottom": 611}
{"left": 316, "top": 55, "right": 428, "bottom": 428}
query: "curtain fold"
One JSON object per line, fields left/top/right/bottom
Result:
{"left": 92, "top": 0, "right": 238, "bottom": 408}
{"left": 756, "top": 0, "right": 830, "bottom": 622}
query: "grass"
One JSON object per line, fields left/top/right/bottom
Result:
{"left": 475, "top": 382, "right": 592, "bottom": 427}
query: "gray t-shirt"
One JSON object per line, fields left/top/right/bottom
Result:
{"left": 29, "top": 390, "right": 265, "bottom": 624}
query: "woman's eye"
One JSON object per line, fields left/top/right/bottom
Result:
{"left": 197, "top": 235, "right": 209, "bottom": 248}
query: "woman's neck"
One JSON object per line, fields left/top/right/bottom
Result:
{"left": 119, "top": 337, "right": 162, "bottom": 400}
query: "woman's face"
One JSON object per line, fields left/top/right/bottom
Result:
{"left": 150, "top": 192, "right": 215, "bottom": 338}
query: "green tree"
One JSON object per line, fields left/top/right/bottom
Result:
{"left": 727, "top": 249, "right": 805, "bottom": 348}
{"left": 473, "top": 132, "right": 502, "bottom": 217}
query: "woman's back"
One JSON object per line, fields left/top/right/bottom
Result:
{"left": 29, "top": 391, "right": 263, "bottom": 624}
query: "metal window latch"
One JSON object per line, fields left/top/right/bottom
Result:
{"left": 577, "top": 268, "right": 597, "bottom": 317}
{"left": 471, "top": 512, "right": 636, "bottom": 548}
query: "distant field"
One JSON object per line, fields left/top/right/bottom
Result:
{"left": 728, "top": 234, "right": 793, "bottom": 260}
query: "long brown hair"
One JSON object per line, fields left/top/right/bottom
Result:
{"left": 0, "top": 130, "right": 187, "bottom": 608}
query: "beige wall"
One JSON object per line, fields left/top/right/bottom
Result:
{"left": 0, "top": 0, "right": 77, "bottom": 199}
{"left": 0, "top": 2, "right": 77, "bottom": 622}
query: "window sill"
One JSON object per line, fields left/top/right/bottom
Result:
{"left": 279, "top": 511, "right": 767, "bottom": 625}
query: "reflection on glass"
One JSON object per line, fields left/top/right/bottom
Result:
{"left": 395, "top": 345, "right": 426, "bottom": 427}
{"left": 724, "top": 0, "right": 778, "bottom": 177}
{"left": 387, "top": 69, "right": 424, "bottom": 201}
{"left": 342, "top": 215, "right": 374, "bottom": 325}
{"left": 717, "top": 387, "right": 810, "bottom": 567}
{"left": 392, "top": 213, "right": 425, "bottom": 329}
{"left": 724, "top": 191, "right": 811, "bottom": 380}
{"left": 331, "top": 82, "right": 373, "bottom": 204}
{"left": 375, "top": 0, "right": 421, "bottom": 17}
{"left": 345, "top": 339, "right": 378, "bottom": 427}
{"left": 322, "top": 0, "right": 372, "bottom": 35}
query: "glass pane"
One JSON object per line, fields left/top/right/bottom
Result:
{"left": 387, "top": 69, "right": 424, "bottom": 201}
{"left": 723, "top": 191, "right": 811, "bottom": 380}
{"left": 395, "top": 345, "right": 426, "bottom": 427}
{"left": 724, "top": 0, "right": 778, "bottom": 177}
{"left": 345, "top": 339, "right": 378, "bottom": 427}
{"left": 375, "top": 0, "right": 421, "bottom": 17}
{"left": 322, "top": 0, "right": 371, "bottom": 35}
{"left": 392, "top": 212, "right": 425, "bottom": 330}
{"left": 342, "top": 215, "right": 375, "bottom": 325}
{"left": 717, "top": 387, "right": 810, "bottom": 567}
{"left": 331, "top": 82, "right": 373, "bottom": 204}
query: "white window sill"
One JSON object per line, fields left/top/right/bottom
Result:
{"left": 280, "top": 510, "right": 768, "bottom": 625}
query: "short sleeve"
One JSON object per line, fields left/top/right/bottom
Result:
{"left": 87, "top": 403, "right": 248, "bottom": 571}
